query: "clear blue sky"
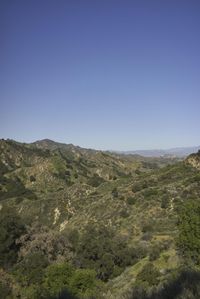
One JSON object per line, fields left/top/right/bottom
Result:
{"left": 1, "top": 0, "right": 200, "bottom": 150}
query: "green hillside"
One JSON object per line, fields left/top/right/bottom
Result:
{"left": 0, "top": 139, "right": 200, "bottom": 299}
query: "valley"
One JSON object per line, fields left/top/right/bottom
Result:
{"left": 0, "top": 139, "right": 200, "bottom": 299}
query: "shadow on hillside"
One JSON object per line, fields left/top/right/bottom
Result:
{"left": 131, "top": 270, "right": 200, "bottom": 299}
{"left": 48, "top": 289, "right": 78, "bottom": 299}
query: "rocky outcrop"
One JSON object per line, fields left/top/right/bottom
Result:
{"left": 186, "top": 151, "right": 200, "bottom": 170}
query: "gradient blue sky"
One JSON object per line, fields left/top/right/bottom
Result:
{"left": 1, "top": 0, "right": 200, "bottom": 150}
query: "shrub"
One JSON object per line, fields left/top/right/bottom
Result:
{"left": 30, "top": 175, "right": 36, "bottom": 182}
{"left": 127, "top": 196, "right": 136, "bottom": 205}
{"left": 136, "top": 263, "right": 160, "bottom": 286}
{"left": 149, "top": 245, "right": 161, "bottom": 261}
{"left": 112, "top": 187, "right": 118, "bottom": 198}
{"left": 141, "top": 232, "right": 152, "bottom": 241}
{"left": 132, "top": 181, "right": 148, "bottom": 193}
{"left": 143, "top": 188, "right": 159, "bottom": 199}
{"left": 87, "top": 174, "right": 105, "bottom": 187}
{"left": 161, "top": 194, "right": 169, "bottom": 209}
{"left": 120, "top": 209, "right": 129, "bottom": 218}
{"left": 142, "top": 223, "right": 154, "bottom": 233}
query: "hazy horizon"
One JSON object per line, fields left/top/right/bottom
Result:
{"left": 1, "top": 137, "right": 199, "bottom": 152}
{"left": 1, "top": 1, "right": 200, "bottom": 150}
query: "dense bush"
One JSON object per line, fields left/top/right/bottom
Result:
{"left": 0, "top": 207, "right": 26, "bottom": 268}
{"left": 43, "top": 263, "right": 102, "bottom": 299}
{"left": 87, "top": 174, "right": 105, "bottom": 187}
{"left": 17, "top": 225, "right": 75, "bottom": 263}
{"left": 75, "top": 224, "right": 137, "bottom": 281}
{"left": 11, "top": 259, "right": 101, "bottom": 299}
{"left": 177, "top": 199, "right": 200, "bottom": 265}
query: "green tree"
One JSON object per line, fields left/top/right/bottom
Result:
{"left": 13, "top": 252, "right": 49, "bottom": 286}
{"left": 99, "top": 253, "right": 115, "bottom": 281}
{"left": 69, "top": 269, "right": 100, "bottom": 299}
{"left": 43, "top": 263, "right": 74, "bottom": 297}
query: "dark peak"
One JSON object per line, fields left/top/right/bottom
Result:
{"left": 33, "top": 138, "right": 57, "bottom": 145}
{"left": 32, "top": 139, "right": 70, "bottom": 151}
{"left": 32, "top": 139, "right": 99, "bottom": 154}
{"left": 32, "top": 139, "right": 87, "bottom": 154}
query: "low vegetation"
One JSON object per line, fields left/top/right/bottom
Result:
{"left": 0, "top": 139, "right": 200, "bottom": 298}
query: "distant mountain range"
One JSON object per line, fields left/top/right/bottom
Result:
{"left": 33, "top": 140, "right": 200, "bottom": 158}
{"left": 114, "top": 146, "right": 200, "bottom": 157}
{"left": 3, "top": 138, "right": 199, "bottom": 158}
